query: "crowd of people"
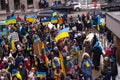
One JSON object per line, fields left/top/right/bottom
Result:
{"left": 0, "top": 11, "right": 118, "bottom": 80}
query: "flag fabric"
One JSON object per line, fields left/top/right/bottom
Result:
{"left": 37, "top": 72, "right": 46, "bottom": 78}
{"left": 57, "top": 27, "right": 69, "bottom": 36}
{"left": 55, "top": 32, "right": 69, "bottom": 42}
{"left": 26, "top": 14, "right": 37, "bottom": 23}
{"left": 8, "top": 35, "right": 15, "bottom": 53}
{"left": 6, "top": 19, "right": 16, "bottom": 25}
{"left": 26, "top": 18, "right": 36, "bottom": 23}
{"left": 55, "top": 27, "right": 70, "bottom": 42}
{"left": 101, "top": 18, "right": 106, "bottom": 27}
{"left": 58, "top": 17, "right": 63, "bottom": 25}
{"left": 97, "top": 15, "right": 101, "bottom": 25}
{"left": 6, "top": 16, "right": 16, "bottom": 25}
{"left": 41, "top": 19, "right": 50, "bottom": 26}
{"left": 12, "top": 70, "right": 22, "bottom": 80}
{"left": 7, "top": 15, "right": 16, "bottom": 20}
{"left": 97, "top": 15, "right": 101, "bottom": 31}
{"left": 51, "top": 17, "right": 58, "bottom": 24}
{"left": 31, "top": 14, "right": 37, "bottom": 18}
{"left": 59, "top": 51, "right": 66, "bottom": 76}
{"left": 41, "top": 42, "right": 49, "bottom": 67}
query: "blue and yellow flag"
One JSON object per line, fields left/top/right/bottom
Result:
{"left": 37, "top": 72, "right": 46, "bottom": 78}
{"left": 55, "top": 28, "right": 70, "bottom": 42}
{"left": 55, "top": 32, "right": 69, "bottom": 42}
{"left": 57, "top": 27, "right": 69, "bottom": 36}
{"left": 9, "top": 36, "right": 15, "bottom": 53}
{"left": 26, "top": 14, "right": 37, "bottom": 23}
{"left": 6, "top": 19, "right": 16, "bottom": 25}
{"left": 51, "top": 17, "right": 58, "bottom": 24}
{"left": 41, "top": 19, "right": 50, "bottom": 26}
{"left": 97, "top": 15, "right": 101, "bottom": 31}
{"left": 6, "top": 16, "right": 16, "bottom": 25}
{"left": 26, "top": 18, "right": 36, "bottom": 22}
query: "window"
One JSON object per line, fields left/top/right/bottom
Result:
{"left": 27, "top": 0, "right": 33, "bottom": 5}
{"left": 14, "top": 0, "right": 20, "bottom": 10}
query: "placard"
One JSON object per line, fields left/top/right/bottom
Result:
{"left": 10, "top": 32, "right": 19, "bottom": 42}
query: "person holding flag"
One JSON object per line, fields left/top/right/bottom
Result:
{"left": 81, "top": 53, "right": 93, "bottom": 80}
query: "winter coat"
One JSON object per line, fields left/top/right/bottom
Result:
{"left": 0, "top": 62, "right": 8, "bottom": 69}
{"left": 92, "top": 46, "right": 103, "bottom": 66}
{"left": 18, "top": 67, "right": 28, "bottom": 80}
{"left": 110, "top": 62, "right": 118, "bottom": 76}
{"left": 81, "top": 58, "right": 93, "bottom": 76}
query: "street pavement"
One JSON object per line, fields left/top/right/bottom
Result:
{"left": 0, "top": 3, "right": 102, "bottom": 21}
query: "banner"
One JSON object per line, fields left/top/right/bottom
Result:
{"left": 33, "top": 42, "right": 42, "bottom": 55}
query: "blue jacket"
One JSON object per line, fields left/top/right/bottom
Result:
{"left": 82, "top": 58, "right": 93, "bottom": 76}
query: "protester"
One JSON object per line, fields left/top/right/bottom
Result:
{"left": 0, "top": 10, "right": 117, "bottom": 80}
{"left": 81, "top": 53, "right": 93, "bottom": 80}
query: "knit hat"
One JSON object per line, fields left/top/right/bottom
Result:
{"left": 3, "top": 57, "right": 8, "bottom": 62}
{"left": 54, "top": 57, "right": 59, "bottom": 61}
{"left": 12, "top": 69, "right": 18, "bottom": 74}
{"left": 66, "top": 56, "right": 71, "bottom": 60}
{"left": 9, "top": 53, "right": 13, "bottom": 58}
{"left": 104, "top": 57, "right": 109, "bottom": 61}
{"left": 82, "top": 52, "right": 90, "bottom": 59}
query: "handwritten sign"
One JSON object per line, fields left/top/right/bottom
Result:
{"left": 10, "top": 32, "right": 19, "bottom": 42}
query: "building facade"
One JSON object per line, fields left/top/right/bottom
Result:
{"left": 0, "top": 0, "right": 42, "bottom": 11}
{"left": 106, "top": 11, "right": 120, "bottom": 80}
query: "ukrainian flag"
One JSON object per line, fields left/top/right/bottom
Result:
{"left": 41, "top": 19, "right": 50, "bottom": 26}
{"left": 37, "top": 72, "right": 46, "bottom": 78}
{"left": 57, "top": 27, "right": 69, "bottom": 36}
{"left": 9, "top": 36, "right": 15, "bottom": 53}
{"left": 55, "top": 28, "right": 70, "bottom": 42}
{"left": 51, "top": 17, "right": 58, "bottom": 24}
{"left": 26, "top": 14, "right": 37, "bottom": 23}
{"left": 97, "top": 15, "right": 101, "bottom": 31}
{"left": 26, "top": 18, "right": 36, "bottom": 23}
{"left": 55, "top": 32, "right": 69, "bottom": 42}
{"left": 6, "top": 16, "right": 16, "bottom": 25}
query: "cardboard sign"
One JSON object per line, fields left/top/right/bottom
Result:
{"left": 10, "top": 32, "right": 19, "bottom": 42}
{"left": 33, "top": 42, "right": 42, "bottom": 55}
